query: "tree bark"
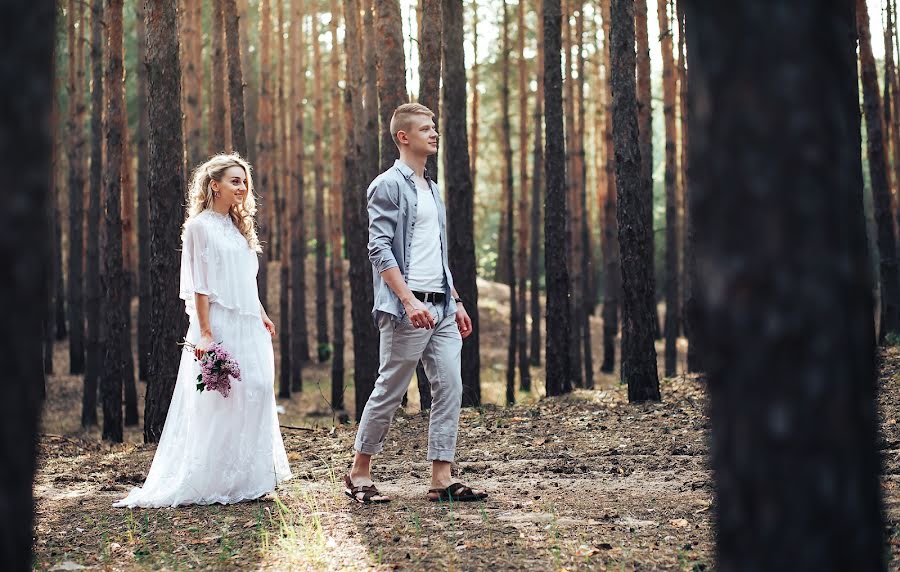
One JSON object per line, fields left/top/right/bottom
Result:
{"left": 311, "top": 12, "right": 331, "bottom": 363}
{"left": 224, "top": 0, "right": 248, "bottom": 157}
{"left": 418, "top": 0, "right": 441, "bottom": 178}
{"left": 210, "top": 0, "right": 228, "bottom": 153}
{"left": 84, "top": 0, "right": 103, "bottom": 427}
{"left": 544, "top": 0, "right": 572, "bottom": 396}
{"left": 183, "top": 0, "right": 204, "bottom": 171}
{"left": 890, "top": 0, "right": 900, "bottom": 217}
{"left": 375, "top": 0, "right": 408, "bottom": 171}
{"left": 67, "top": 0, "right": 87, "bottom": 376}
{"left": 330, "top": 0, "right": 346, "bottom": 412}
{"left": 137, "top": 0, "right": 151, "bottom": 382}
{"left": 362, "top": 0, "right": 380, "bottom": 183}
{"left": 470, "top": 1, "right": 480, "bottom": 191}
{"left": 575, "top": 0, "right": 593, "bottom": 389}
{"left": 610, "top": 0, "right": 660, "bottom": 401}
{"left": 659, "top": 0, "right": 678, "bottom": 376}
{"left": 256, "top": 0, "right": 272, "bottom": 309}
{"left": 685, "top": 1, "right": 883, "bottom": 566}
{"left": 516, "top": 0, "right": 531, "bottom": 391}
{"left": 102, "top": 0, "right": 128, "bottom": 442}
{"left": 500, "top": 0, "right": 517, "bottom": 405}
{"left": 0, "top": 3, "right": 53, "bottom": 566}
{"left": 599, "top": 0, "right": 620, "bottom": 374}
{"left": 144, "top": 0, "right": 187, "bottom": 443}
{"left": 443, "top": 0, "right": 481, "bottom": 406}
{"left": 529, "top": 0, "right": 544, "bottom": 369}
{"left": 858, "top": 0, "right": 900, "bottom": 341}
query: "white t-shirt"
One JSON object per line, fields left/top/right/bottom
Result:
{"left": 407, "top": 184, "right": 446, "bottom": 293}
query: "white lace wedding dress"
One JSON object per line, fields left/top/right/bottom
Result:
{"left": 113, "top": 209, "right": 292, "bottom": 508}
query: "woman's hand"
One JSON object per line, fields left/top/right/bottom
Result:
{"left": 195, "top": 331, "right": 214, "bottom": 360}
{"left": 262, "top": 315, "right": 276, "bottom": 337}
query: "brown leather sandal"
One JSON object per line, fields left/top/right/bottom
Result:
{"left": 427, "top": 482, "right": 488, "bottom": 502}
{"left": 343, "top": 474, "right": 391, "bottom": 504}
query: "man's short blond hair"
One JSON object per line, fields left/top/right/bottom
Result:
{"left": 390, "top": 103, "right": 435, "bottom": 148}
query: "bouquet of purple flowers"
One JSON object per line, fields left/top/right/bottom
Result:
{"left": 184, "top": 341, "right": 242, "bottom": 397}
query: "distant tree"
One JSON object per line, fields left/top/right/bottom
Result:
{"left": 575, "top": 1, "right": 593, "bottom": 389}
{"left": 686, "top": 1, "right": 883, "bottom": 567}
{"left": 362, "top": 0, "right": 380, "bottom": 182}
{"left": 210, "top": 0, "right": 228, "bottom": 153}
{"left": 443, "top": 0, "right": 481, "bottom": 406}
{"left": 529, "top": 0, "right": 544, "bottom": 369}
{"left": 375, "top": 0, "right": 408, "bottom": 171}
{"left": 224, "top": 0, "right": 248, "bottom": 157}
{"left": 599, "top": 0, "right": 621, "bottom": 374}
{"left": 516, "top": 0, "right": 531, "bottom": 391}
{"left": 101, "top": 0, "right": 128, "bottom": 442}
{"left": 563, "top": 0, "right": 582, "bottom": 388}
{"left": 256, "top": 0, "right": 272, "bottom": 309}
{"left": 610, "top": 0, "right": 659, "bottom": 401}
{"left": 312, "top": 12, "right": 331, "bottom": 363}
{"left": 469, "top": 0, "right": 480, "bottom": 190}
{"left": 418, "top": 0, "right": 441, "bottom": 178}
{"left": 544, "top": 0, "right": 573, "bottom": 396}
{"left": 66, "top": 0, "right": 86, "bottom": 376}
{"left": 1, "top": 4, "right": 54, "bottom": 568}
{"left": 500, "top": 0, "right": 517, "bottom": 405}
{"left": 330, "top": 0, "right": 346, "bottom": 413}
{"left": 858, "top": 0, "right": 900, "bottom": 341}
{"left": 144, "top": 0, "right": 187, "bottom": 443}
{"left": 137, "top": 0, "right": 151, "bottom": 383}
{"left": 183, "top": 0, "right": 204, "bottom": 171}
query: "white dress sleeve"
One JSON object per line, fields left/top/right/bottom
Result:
{"left": 180, "top": 219, "right": 219, "bottom": 311}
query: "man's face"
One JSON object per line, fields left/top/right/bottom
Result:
{"left": 398, "top": 115, "right": 438, "bottom": 157}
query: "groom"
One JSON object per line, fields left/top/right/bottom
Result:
{"left": 345, "top": 103, "right": 486, "bottom": 503}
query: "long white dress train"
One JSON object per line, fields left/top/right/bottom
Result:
{"left": 114, "top": 209, "right": 292, "bottom": 508}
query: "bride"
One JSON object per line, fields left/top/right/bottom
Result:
{"left": 114, "top": 153, "right": 292, "bottom": 508}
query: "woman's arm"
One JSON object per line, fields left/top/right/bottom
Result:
{"left": 194, "top": 292, "right": 213, "bottom": 358}
{"left": 260, "top": 303, "right": 276, "bottom": 337}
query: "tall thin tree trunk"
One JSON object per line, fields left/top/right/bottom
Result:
{"left": 345, "top": 0, "right": 380, "bottom": 419}
{"left": 291, "top": 0, "right": 310, "bottom": 386}
{"left": 544, "top": 0, "right": 573, "bottom": 396}
{"left": 272, "top": 0, "right": 284, "bottom": 262}
{"left": 501, "top": 0, "right": 517, "bottom": 405}
{"left": 529, "top": 0, "right": 544, "bottom": 369}
{"left": 375, "top": 0, "right": 408, "bottom": 171}
{"left": 225, "top": 0, "right": 248, "bottom": 156}
{"left": 363, "top": 0, "right": 380, "bottom": 183}
{"left": 210, "top": 0, "right": 228, "bottom": 153}
{"left": 610, "top": 0, "right": 660, "bottom": 402}
{"left": 575, "top": 0, "right": 593, "bottom": 389}
{"left": 1, "top": 3, "right": 54, "bottom": 566}
{"left": 516, "top": 0, "right": 531, "bottom": 391}
{"left": 659, "top": 0, "right": 678, "bottom": 376}
{"left": 84, "top": 0, "right": 104, "bottom": 427}
{"left": 418, "top": 0, "right": 441, "bottom": 178}
{"left": 330, "top": 0, "right": 346, "bottom": 412}
{"left": 120, "top": 110, "right": 138, "bottom": 426}
{"left": 858, "top": 0, "right": 900, "bottom": 341}
{"left": 470, "top": 1, "right": 480, "bottom": 189}
{"left": 600, "top": 0, "right": 621, "bottom": 374}
{"left": 278, "top": 1, "right": 292, "bottom": 400}
{"left": 137, "top": 0, "right": 150, "bottom": 382}
{"left": 144, "top": 0, "right": 187, "bottom": 443}
{"left": 184, "top": 0, "right": 204, "bottom": 170}
{"left": 311, "top": 13, "right": 332, "bottom": 363}
{"left": 256, "top": 0, "right": 272, "bottom": 309}
{"left": 67, "top": 0, "right": 86, "bottom": 375}
{"left": 888, "top": 0, "right": 900, "bottom": 231}
{"left": 102, "top": 0, "right": 127, "bottom": 442}
{"left": 443, "top": 0, "right": 481, "bottom": 406}
{"left": 239, "top": 0, "right": 257, "bottom": 165}
{"left": 686, "top": 2, "right": 883, "bottom": 566}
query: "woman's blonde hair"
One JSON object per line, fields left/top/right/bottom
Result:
{"left": 185, "top": 153, "right": 262, "bottom": 252}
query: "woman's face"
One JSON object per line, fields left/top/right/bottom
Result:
{"left": 212, "top": 166, "right": 248, "bottom": 208}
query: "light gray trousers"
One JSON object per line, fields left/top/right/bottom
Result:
{"left": 354, "top": 302, "right": 463, "bottom": 462}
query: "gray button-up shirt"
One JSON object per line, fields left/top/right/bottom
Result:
{"left": 368, "top": 159, "right": 458, "bottom": 322}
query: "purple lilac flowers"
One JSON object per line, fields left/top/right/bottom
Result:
{"left": 193, "top": 342, "right": 242, "bottom": 397}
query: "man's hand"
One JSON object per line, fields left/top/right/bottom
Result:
{"left": 456, "top": 304, "right": 473, "bottom": 339}
{"left": 403, "top": 298, "right": 435, "bottom": 329}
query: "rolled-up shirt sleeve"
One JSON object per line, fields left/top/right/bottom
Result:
{"left": 367, "top": 179, "right": 400, "bottom": 274}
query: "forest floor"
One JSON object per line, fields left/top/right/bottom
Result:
{"left": 32, "top": 267, "right": 900, "bottom": 571}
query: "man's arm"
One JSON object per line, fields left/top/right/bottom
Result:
{"left": 367, "top": 179, "right": 401, "bottom": 273}
{"left": 381, "top": 266, "right": 436, "bottom": 329}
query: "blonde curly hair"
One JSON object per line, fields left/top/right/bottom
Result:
{"left": 185, "top": 153, "right": 262, "bottom": 252}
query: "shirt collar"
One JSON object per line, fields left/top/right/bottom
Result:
{"left": 393, "top": 159, "right": 433, "bottom": 183}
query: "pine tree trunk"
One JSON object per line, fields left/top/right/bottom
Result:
{"left": 529, "top": 0, "right": 544, "bottom": 369}
{"left": 144, "top": 0, "right": 187, "bottom": 443}
{"left": 659, "top": 0, "right": 679, "bottom": 376}
{"left": 575, "top": 0, "right": 593, "bottom": 389}
{"left": 272, "top": 0, "right": 285, "bottom": 263}
{"left": 362, "top": 0, "right": 380, "bottom": 183}
{"left": 330, "top": 0, "right": 346, "bottom": 412}
{"left": 210, "top": 0, "right": 228, "bottom": 153}
{"left": 686, "top": 2, "right": 883, "bottom": 566}
{"left": 290, "top": 0, "right": 310, "bottom": 385}
{"left": 501, "top": 0, "right": 517, "bottom": 406}
{"left": 375, "top": 0, "right": 408, "bottom": 171}
{"left": 278, "top": 3, "right": 292, "bottom": 401}
{"left": 1, "top": 4, "right": 53, "bottom": 566}
{"left": 121, "top": 115, "right": 138, "bottom": 427}
{"left": 345, "top": 0, "right": 380, "bottom": 420}
{"left": 312, "top": 13, "right": 332, "bottom": 363}
{"left": 224, "top": 0, "right": 248, "bottom": 157}
{"left": 238, "top": 0, "right": 257, "bottom": 166}
{"left": 256, "top": 0, "right": 271, "bottom": 309}
{"left": 470, "top": 2, "right": 480, "bottom": 190}
{"left": 599, "top": 0, "right": 620, "bottom": 374}
{"left": 610, "top": 0, "right": 660, "bottom": 401}
{"left": 888, "top": 1, "right": 900, "bottom": 234}
{"left": 67, "top": 0, "right": 86, "bottom": 376}
{"left": 858, "top": 0, "right": 900, "bottom": 341}
{"left": 516, "top": 0, "right": 531, "bottom": 391}
{"left": 137, "top": 0, "right": 151, "bottom": 382}
{"left": 84, "top": 0, "right": 104, "bottom": 427}
{"left": 443, "top": 0, "right": 481, "bottom": 406}
{"left": 418, "top": 0, "right": 441, "bottom": 178}
{"left": 544, "top": 0, "right": 572, "bottom": 396}
{"left": 102, "top": 0, "right": 127, "bottom": 443}
{"left": 184, "top": 0, "right": 204, "bottom": 171}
